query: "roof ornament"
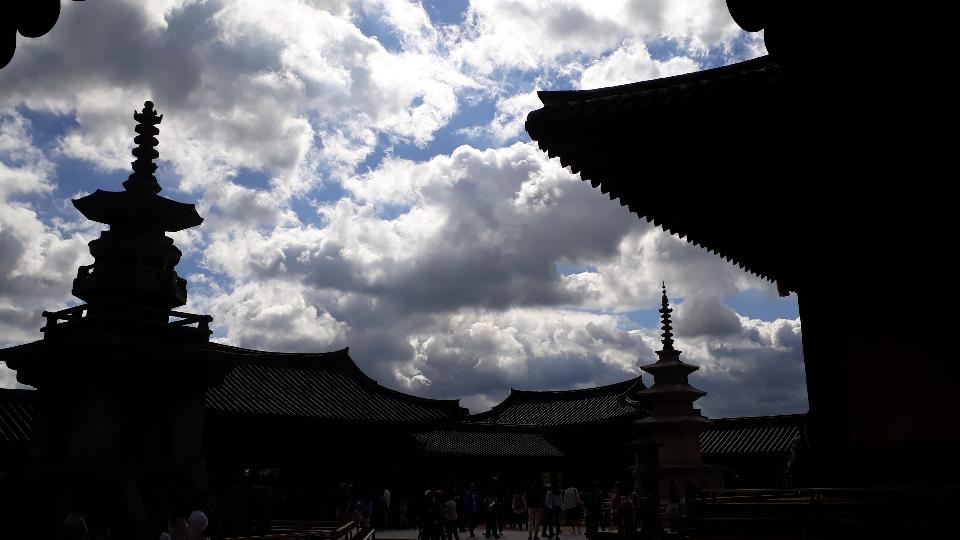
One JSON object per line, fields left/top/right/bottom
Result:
{"left": 122, "top": 100, "right": 163, "bottom": 194}
{"left": 660, "top": 281, "right": 675, "bottom": 351}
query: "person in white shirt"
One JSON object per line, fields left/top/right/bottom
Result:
{"left": 543, "top": 486, "right": 563, "bottom": 537}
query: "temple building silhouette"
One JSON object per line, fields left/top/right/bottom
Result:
{"left": 0, "top": 102, "right": 807, "bottom": 538}
{"left": 524, "top": 3, "right": 958, "bottom": 493}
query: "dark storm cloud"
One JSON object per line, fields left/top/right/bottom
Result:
{"left": 1, "top": 1, "right": 213, "bottom": 109}
{"left": 683, "top": 317, "right": 807, "bottom": 418}
{"left": 674, "top": 294, "right": 742, "bottom": 337}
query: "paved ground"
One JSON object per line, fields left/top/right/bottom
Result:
{"left": 377, "top": 528, "right": 589, "bottom": 540}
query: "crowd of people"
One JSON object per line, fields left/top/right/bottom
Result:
{"left": 397, "top": 478, "right": 663, "bottom": 540}
{"left": 57, "top": 476, "right": 702, "bottom": 539}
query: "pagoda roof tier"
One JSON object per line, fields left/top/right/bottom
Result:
{"left": 640, "top": 357, "right": 700, "bottom": 377}
{"left": 470, "top": 375, "right": 646, "bottom": 426}
{"left": 204, "top": 345, "right": 468, "bottom": 425}
{"left": 73, "top": 189, "right": 203, "bottom": 232}
{"left": 633, "top": 414, "right": 712, "bottom": 431}
{"left": 634, "top": 383, "right": 706, "bottom": 399}
{"left": 525, "top": 56, "right": 811, "bottom": 290}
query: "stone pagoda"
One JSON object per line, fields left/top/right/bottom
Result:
{"left": 68, "top": 100, "right": 207, "bottom": 332}
{"left": 0, "top": 102, "right": 231, "bottom": 539}
{"left": 632, "top": 283, "right": 723, "bottom": 499}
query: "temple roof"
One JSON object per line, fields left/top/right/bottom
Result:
{"left": 0, "top": 389, "right": 33, "bottom": 444}
{"left": 204, "top": 345, "right": 468, "bottom": 424}
{"left": 532, "top": 55, "right": 782, "bottom": 109}
{"left": 470, "top": 376, "right": 646, "bottom": 426}
{"left": 525, "top": 56, "right": 809, "bottom": 291}
{"left": 698, "top": 413, "right": 806, "bottom": 456}
{"left": 412, "top": 426, "right": 564, "bottom": 458}
{"left": 0, "top": 345, "right": 466, "bottom": 426}
{"left": 72, "top": 189, "right": 202, "bottom": 232}
{"left": 0, "top": 387, "right": 805, "bottom": 457}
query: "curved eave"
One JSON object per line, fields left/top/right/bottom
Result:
{"left": 0, "top": 340, "right": 46, "bottom": 368}
{"left": 206, "top": 343, "right": 467, "bottom": 416}
{"left": 640, "top": 359, "right": 699, "bottom": 376}
{"left": 635, "top": 383, "right": 707, "bottom": 397}
{"left": 507, "top": 375, "right": 644, "bottom": 400}
{"left": 478, "top": 375, "right": 645, "bottom": 417}
{"left": 525, "top": 55, "right": 802, "bottom": 291}
{"left": 73, "top": 190, "right": 203, "bottom": 232}
{"left": 536, "top": 56, "right": 775, "bottom": 105}
{"left": 635, "top": 415, "right": 713, "bottom": 429}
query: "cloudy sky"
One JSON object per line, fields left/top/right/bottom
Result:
{"left": 0, "top": 0, "right": 806, "bottom": 417}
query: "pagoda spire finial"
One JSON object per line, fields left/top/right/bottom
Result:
{"left": 122, "top": 100, "right": 163, "bottom": 194}
{"left": 659, "top": 281, "right": 675, "bottom": 351}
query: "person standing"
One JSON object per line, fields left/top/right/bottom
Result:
{"left": 511, "top": 490, "right": 527, "bottom": 530}
{"left": 612, "top": 483, "right": 635, "bottom": 540}
{"left": 583, "top": 482, "right": 603, "bottom": 540}
{"left": 358, "top": 492, "right": 373, "bottom": 528}
{"left": 541, "top": 486, "right": 558, "bottom": 538}
{"left": 562, "top": 485, "right": 580, "bottom": 534}
{"left": 548, "top": 486, "right": 563, "bottom": 537}
{"left": 666, "top": 480, "right": 681, "bottom": 533}
{"left": 464, "top": 483, "right": 480, "bottom": 538}
{"left": 540, "top": 486, "right": 553, "bottom": 539}
{"left": 483, "top": 488, "right": 500, "bottom": 539}
{"left": 423, "top": 491, "right": 443, "bottom": 540}
{"left": 457, "top": 487, "right": 467, "bottom": 533}
{"left": 444, "top": 492, "right": 460, "bottom": 540}
{"left": 380, "top": 488, "right": 392, "bottom": 528}
{"left": 400, "top": 494, "right": 410, "bottom": 529}
{"left": 526, "top": 482, "right": 544, "bottom": 540}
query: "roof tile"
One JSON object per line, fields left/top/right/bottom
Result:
{"left": 473, "top": 377, "right": 645, "bottom": 426}
{"left": 699, "top": 414, "right": 806, "bottom": 456}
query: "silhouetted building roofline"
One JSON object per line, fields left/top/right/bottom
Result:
{"left": 470, "top": 375, "right": 646, "bottom": 426}
{"left": 203, "top": 345, "right": 467, "bottom": 423}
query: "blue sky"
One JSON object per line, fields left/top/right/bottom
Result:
{"left": 0, "top": 0, "right": 804, "bottom": 417}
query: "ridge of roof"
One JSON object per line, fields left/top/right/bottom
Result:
{"left": 444, "top": 421, "right": 547, "bottom": 431}
{"left": 208, "top": 343, "right": 351, "bottom": 358}
{"left": 374, "top": 382, "right": 466, "bottom": 411}
{"left": 505, "top": 375, "right": 644, "bottom": 401}
{"left": 0, "top": 388, "right": 36, "bottom": 397}
{"left": 207, "top": 344, "right": 465, "bottom": 412}
{"left": 537, "top": 56, "right": 777, "bottom": 105}
{"left": 0, "top": 349, "right": 458, "bottom": 416}
{"left": 708, "top": 412, "right": 807, "bottom": 426}
{"left": 470, "top": 375, "right": 647, "bottom": 425}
